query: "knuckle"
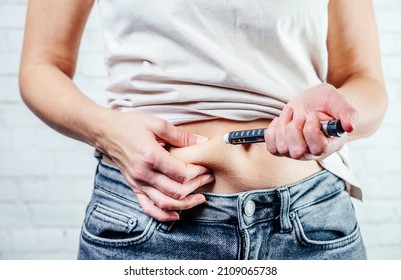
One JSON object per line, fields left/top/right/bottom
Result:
{"left": 170, "top": 188, "right": 185, "bottom": 200}
{"left": 266, "top": 143, "right": 277, "bottom": 154}
{"left": 174, "top": 193, "right": 186, "bottom": 200}
{"left": 139, "top": 148, "right": 157, "bottom": 168}
{"left": 290, "top": 146, "right": 307, "bottom": 159}
{"left": 176, "top": 167, "right": 188, "bottom": 184}
{"left": 178, "top": 176, "right": 187, "bottom": 184}
{"left": 155, "top": 119, "right": 170, "bottom": 133}
{"left": 128, "top": 166, "right": 142, "bottom": 180}
{"left": 180, "top": 200, "right": 192, "bottom": 210}
{"left": 157, "top": 199, "right": 170, "bottom": 211}
{"left": 310, "top": 145, "right": 326, "bottom": 156}
{"left": 181, "top": 132, "right": 191, "bottom": 146}
{"left": 175, "top": 129, "right": 191, "bottom": 147}
{"left": 129, "top": 167, "right": 151, "bottom": 184}
{"left": 276, "top": 144, "right": 288, "bottom": 155}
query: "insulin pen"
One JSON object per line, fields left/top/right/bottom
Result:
{"left": 223, "top": 120, "right": 345, "bottom": 145}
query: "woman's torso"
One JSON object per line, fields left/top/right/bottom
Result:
{"left": 98, "top": 0, "right": 329, "bottom": 192}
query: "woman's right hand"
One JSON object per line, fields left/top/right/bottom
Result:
{"left": 96, "top": 111, "right": 214, "bottom": 222}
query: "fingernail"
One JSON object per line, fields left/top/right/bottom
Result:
{"left": 195, "top": 134, "right": 209, "bottom": 144}
{"left": 205, "top": 174, "right": 215, "bottom": 184}
{"left": 197, "top": 196, "right": 206, "bottom": 205}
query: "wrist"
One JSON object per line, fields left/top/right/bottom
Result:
{"left": 82, "top": 104, "right": 118, "bottom": 152}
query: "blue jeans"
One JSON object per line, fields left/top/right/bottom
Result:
{"left": 78, "top": 160, "right": 366, "bottom": 260}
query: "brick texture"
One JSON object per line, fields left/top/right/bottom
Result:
{"left": 0, "top": 0, "right": 400, "bottom": 259}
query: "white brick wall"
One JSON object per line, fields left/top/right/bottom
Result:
{"left": 348, "top": 0, "right": 401, "bottom": 260}
{"left": 0, "top": 0, "right": 400, "bottom": 259}
{"left": 0, "top": 0, "right": 105, "bottom": 260}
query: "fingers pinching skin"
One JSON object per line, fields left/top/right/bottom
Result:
{"left": 153, "top": 119, "right": 209, "bottom": 147}
{"left": 129, "top": 127, "right": 212, "bottom": 199}
{"left": 114, "top": 146, "right": 214, "bottom": 222}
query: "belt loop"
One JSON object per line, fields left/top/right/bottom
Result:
{"left": 94, "top": 149, "right": 103, "bottom": 161}
{"left": 277, "top": 188, "right": 292, "bottom": 233}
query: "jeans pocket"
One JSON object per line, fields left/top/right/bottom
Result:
{"left": 81, "top": 196, "right": 157, "bottom": 247}
{"left": 292, "top": 188, "right": 362, "bottom": 250}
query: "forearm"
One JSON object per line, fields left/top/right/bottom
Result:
{"left": 327, "top": 1, "right": 387, "bottom": 141}
{"left": 19, "top": 0, "right": 214, "bottom": 222}
{"left": 337, "top": 75, "right": 387, "bottom": 141}
{"left": 19, "top": 63, "right": 111, "bottom": 149}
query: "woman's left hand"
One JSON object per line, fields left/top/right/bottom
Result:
{"left": 265, "top": 83, "right": 358, "bottom": 160}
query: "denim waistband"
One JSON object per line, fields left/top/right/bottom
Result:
{"left": 95, "top": 159, "right": 346, "bottom": 231}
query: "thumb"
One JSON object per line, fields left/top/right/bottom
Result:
{"left": 326, "top": 92, "right": 359, "bottom": 133}
{"left": 338, "top": 109, "right": 359, "bottom": 133}
{"left": 155, "top": 121, "right": 209, "bottom": 147}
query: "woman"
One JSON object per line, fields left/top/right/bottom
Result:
{"left": 19, "top": 0, "right": 387, "bottom": 259}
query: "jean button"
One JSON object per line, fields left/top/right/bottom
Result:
{"left": 128, "top": 218, "right": 137, "bottom": 227}
{"left": 244, "top": 200, "right": 256, "bottom": 217}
